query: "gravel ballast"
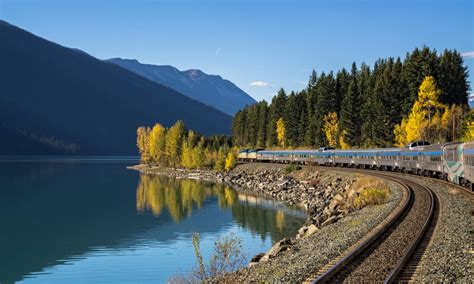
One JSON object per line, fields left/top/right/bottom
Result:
{"left": 210, "top": 166, "right": 403, "bottom": 282}
{"left": 405, "top": 177, "right": 473, "bottom": 282}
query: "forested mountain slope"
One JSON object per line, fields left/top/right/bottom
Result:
{"left": 0, "top": 21, "right": 232, "bottom": 155}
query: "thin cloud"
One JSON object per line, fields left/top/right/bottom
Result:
{"left": 215, "top": 48, "right": 221, "bottom": 56}
{"left": 250, "top": 81, "right": 274, "bottom": 88}
{"left": 461, "top": 51, "right": 474, "bottom": 58}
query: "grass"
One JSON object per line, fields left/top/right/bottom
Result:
{"left": 350, "top": 176, "right": 390, "bottom": 210}
{"left": 352, "top": 187, "right": 390, "bottom": 209}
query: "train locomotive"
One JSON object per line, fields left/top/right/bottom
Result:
{"left": 238, "top": 141, "right": 474, "bottom": 192}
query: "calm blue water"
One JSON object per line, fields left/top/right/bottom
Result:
{"left": 0, "top": 158, "right": 305, "bottom": 283}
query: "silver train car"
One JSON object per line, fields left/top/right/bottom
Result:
{"left": 238, "top": 141, "right": 474, "bottom": 192}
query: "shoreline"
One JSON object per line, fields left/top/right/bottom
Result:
{"left": 129, "top": 163, "right": 403, "bottom": 281}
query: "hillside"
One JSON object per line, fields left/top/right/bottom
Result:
{"left": 0, "top": 21, "right": 232, "bottom": 155}
{"left": 106, "top": 58, "right": 256, "bottom": 115}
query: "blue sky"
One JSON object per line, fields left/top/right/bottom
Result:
{"left": 1, "top": 0, "right": 473, "bottom": 102}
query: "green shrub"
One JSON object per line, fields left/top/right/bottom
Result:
{"left": 283, "top": 164, "right": 302, "bottom": 174}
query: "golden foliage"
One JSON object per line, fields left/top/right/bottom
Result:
{"left": 224, "top": 152, "right": 237, "bottom": 171}
{"left": 276, "top": 117, "right": 286, "bottom": 148}
{"left": 165, "top": 120, "right": 186, "bottom": 168}
{"left": 463, "top": 122, "right": 474, "bottom": 142}
{"left": 394, "top": 76, "right": 449, "bottom": 146}
{"left": 136, "top": 126, "right": 151, "bottom": 162}
{"left": 148, "top": 123, "right": 166, "bottom": 164}
{"left": 338, "top": 130, "right": 350, "bottom": 149}
{"left": 353, "top": 187, "right": 389, "bottom": 209}
{"left": 323, "top": 112, "right": 339, "bottom": 148}
{"left": 214, "top": 147, "right": 227, "bottom": 171}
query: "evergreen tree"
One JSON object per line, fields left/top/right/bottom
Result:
{"left": 231, "top": 110, "right": 245, "bottom": 146}
{"left": 246, "top": 104, "right": 259, "bottom": 146}
{"left": 284, "top": 91, "right": 299, "bottom": 147}
{"left": 314, "top": 72, "right": 337, "bottom": 146}
{"left": 339, "top": 63, "right": 360, "bottom": 147}
{"left": 335, "top": 68, "right": 350, "bottom": 113}
{"left": 266, "top": 88, "right": 287, "bottom": 147}
{"left": 256, "top": 101, "right": 268, "bottom": 148}
{"left": 296, "top": 90, "right": 308, "bottom": 146}
{"left": 438, "top": 49, "right": 469, "bottom": 105}
{"left": 401, "top": 46, "right": 440, "bottom": 114}
{"left": 305, "top": 71, "right": 318, "bottom": 146}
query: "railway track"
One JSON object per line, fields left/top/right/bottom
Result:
{"left": 304, "top": 169, "right": 438, "bottom": 283}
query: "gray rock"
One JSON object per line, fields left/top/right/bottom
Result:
{"left": 267, "top": 238, "right": 293, "bottom": 257}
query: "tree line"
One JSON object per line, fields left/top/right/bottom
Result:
{"left": 232, "top": 46, "right": 472, "bottom": 149}
{"left": 137, "top": 121, "right": 237, "bottom": 171}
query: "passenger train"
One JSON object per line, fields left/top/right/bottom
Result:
{"left": 238, "top": 141, "right": 474, "bottom": 192}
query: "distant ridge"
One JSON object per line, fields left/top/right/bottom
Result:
{"left": 106, "top": 58, "right": 256, "bottom": 115}
{"left": 0, "top": 20, "right": 232, "bottom": 155}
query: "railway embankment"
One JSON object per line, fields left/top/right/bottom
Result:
{"left": 131, "top": 163, "right": 405, "bottom": 282}
{"left": 400, "top": 176, "right": 473, "bottom": 282}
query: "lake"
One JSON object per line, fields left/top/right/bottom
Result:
{"left": 0, "top": 158, "right": 306, "bottom": 283}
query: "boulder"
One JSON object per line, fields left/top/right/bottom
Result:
{"left": 248, "top": 253, "right": 265, "bottom": 267}
{"left": 267, "top": 238, "right": 293, "bottom": 257}
{"left": 321, "top": 215, "right": 339, "bottom": 227}
{"left": 305, "top": 224, "right": 320, "bottom": 237}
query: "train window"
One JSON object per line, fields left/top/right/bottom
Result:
{"left": 467, "top": 155, "right": 474, "bottom": 166}
{"left": 444, "top": 149, "right": 459, "bottom": 161}
{"left": 430, "top": 156, "right": 441, "bottom": 162}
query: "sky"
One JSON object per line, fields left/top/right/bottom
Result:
{"left": 1, "top": 0, "right": 473, "bottom": 102}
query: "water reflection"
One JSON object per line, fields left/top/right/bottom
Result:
{"left": 0, "top": 161, "right": 305, "bottom": 283}
{"left": 135, "top": 175, "right": 306, "bottom": 242}
{"left": 136, "top": 176, "right": 237, "bottom": 222}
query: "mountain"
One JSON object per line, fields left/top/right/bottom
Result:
{"left": 0, "top": 21, "right": 232, "bottom": 155}
{"left": 106, "top": 58, "right": 256, "bottom": 115}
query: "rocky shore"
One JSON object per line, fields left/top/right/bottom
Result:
{"left": 130, "top": 163, "right": 403, "bottom": 281}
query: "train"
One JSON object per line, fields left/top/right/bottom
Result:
{"left": 238, "top": 140, "right": 474, "bottom": 192}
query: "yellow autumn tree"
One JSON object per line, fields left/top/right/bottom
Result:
{"left": 192, "top": 137, "right": 205, "bottom": 168}
{"left": 461, "top": 109, "right": 474, "bottom": 142}
{"left": 224, "top": 152, "right": 237, "bottom": 171}
{"left": 394, "top": 76, "right": 445, "bottom": 146}
{"left": 148, "top": 124, "right": 166, "bottom": 164}
{"left": 462, "top": 122, "right": 474, "bottom": 141}
{"left": 214, "top": 147, "right": 227, "bottom": 171}
{"left": 323, "top": 112, "right": 339, "bottom": 148}
{"left": 276, "top": 117, "right": 286, "bottom": 148}
{"left": 165, "top": 120, "right": 186, "bottom": 168}
{"left": 136, "top": 126, "right": 151, "bottom": 163}
{"left": 181, "top": 140, "right": 195, "bottom": 169}
{"left": 338, "top": 130, "right": 350, "bottom": 149}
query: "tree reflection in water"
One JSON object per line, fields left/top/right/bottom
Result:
{"left": 135, "top": 175, "right": 306, "bottom": 242}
